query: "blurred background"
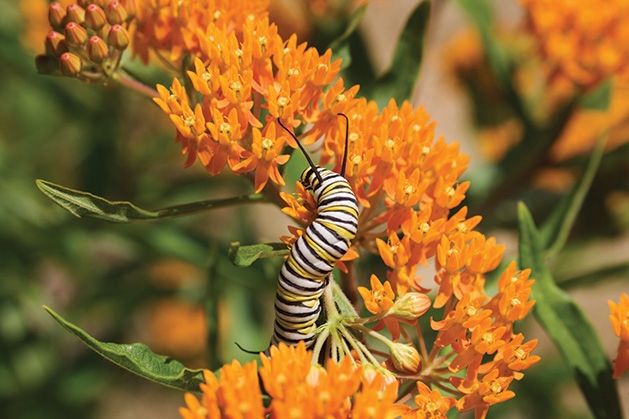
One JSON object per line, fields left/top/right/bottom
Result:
{"left": 1, "top": 0, "right": 627, "bottom": 418}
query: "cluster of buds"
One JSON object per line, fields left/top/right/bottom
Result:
{"left": 36, "top": 0, "right": 135, "bottom": 80}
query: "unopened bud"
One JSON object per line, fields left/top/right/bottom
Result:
{"left": 106, "top": 1, "right": 128, "bottom": 24}
{"left": 119, "top": 0, "right": 137, "bottom": 18}
{"left": 35, "top": 54, "right": 60, "bottom": 75}
{"left": 87, "top": 36, "right": 109, "bottom": 63}
{"left": 65, "top": 4, "right": 85, "bottom": 24}
{"left": 388, "top": 293, "right": 431, "bottom": 321}
{"left": 107, "top": 24, "right": 129, "bottom": 49}
{"left": 85, "top": 4, "right": 107, "bottom": 30}
{"left": 48, "top": 2, "right": 66, "bottom": 29}
{"left": 389, "top": 342, "right": 421, "bottom": 373}
{"left": 45, "top": 31, "right": 68, "bottom": 56}
{"left": 59, "top": 52, "right": 82, "bottom": 77}
{"left": 64, "top": 22, "right": 88, "bottom": 46}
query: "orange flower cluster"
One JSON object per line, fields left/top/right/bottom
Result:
{"left": 153, "top": 3, "right": 352, "bottom": 192}
{"left": 520, "top": 0, "right": 629, "bottom": 88}
{"left": 608, "top": 292, "right": 629, "bottom": 379}
{"left": 132, "top": 0, "right": 269, "bottom": 64}
{"left": 179, "top": 342, "right": 400, "bottom": 419}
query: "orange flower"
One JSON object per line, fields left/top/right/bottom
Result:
{"left": 520, "top": 0, "right": 629, "bottom": 88}
{"left": 179, "top": 361, "right": 264, "bottom": 419}
{"left": 392, "top": 382, "right": 456, "bottom": 419}
{"left": 358, "top": 274, "right": 395, "bottom": 315}
{"left": 233, "top": 120, "right": 289, "bottom": 193}
{"left": 452, "top": 367, "right": 516, "bottom": 419}
{"left": 609, "top": 292, "right": 629, "bottom": 378}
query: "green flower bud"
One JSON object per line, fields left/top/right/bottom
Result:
{"left": 85, "top": 4, "right": 107, "bottom": 30}
{"left": 48, "top": 2, "right": 66, "bottom": 29}
{"left": 87, "top": 36, "right": 109, "bottom": 63}
{"left": 107, "top": 24, "right": 130, "bottom": 50}
{"left": 389, "top": 342, "right": 421, "bottom": 373}
{"left": 388, "top": 292, "right": 431, "bottom": 321}
{"left": 59, "top": 52, "right": 82, "bottom": 77}
{"left": 64, "top": 22, "right": 88, "bottom": 47}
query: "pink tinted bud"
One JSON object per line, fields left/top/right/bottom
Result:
{"left": 119, "top": 0, "right": 137, "bottom": 18}
{"left": 106, "top": 1, "right": 128, "bottom": 25}
{"left": 48, "top": 2, "right": 66, "bottom": 29}
{"left": 87, "top": 36, "right": 109, "bottom": 63}
{"left": 107, "top": 24, "right": 130, "bottom": 50}
{"left": 65, "top": 4, "right": 85, "bottom": 24}
{"left": 45, "top": 31, "right": 68, "bottom": 56}
{"left": 60, "top": 52, "right": 82, "bottom": 77}
{"left": 389, "top": 293, "right": 431, "bottom": 321}
{"left": 85, "top": 4, "right": 107, "bottom": 30}
{"left": 64, "top": 22, "right": 88, "bottom": 47}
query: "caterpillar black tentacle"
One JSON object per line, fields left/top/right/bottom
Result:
{"left": 269, "top": 116, "right": 358, "bottom": 352}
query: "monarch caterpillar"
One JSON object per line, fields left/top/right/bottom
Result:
{"left": 271, "top": 115, "right": 359, "bottom": 350}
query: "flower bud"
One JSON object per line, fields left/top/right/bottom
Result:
{"left": 119, "top": 0, "right": 137, "bottom": 18}
{"left": 65, "top": 4, "right": 85, "bottom": 24}
{"left": 64, "top": 22, "right": 88, "bottom": 47}
{"left": 388, "top": 292, "right": 431, "bottom": 321}
{"left": 87, "top": 36, "right": 109, "bottom": 63}
{"left": 45, "top": 31, "right": 68, "bottom": 56}
{"left": 59, "top": 52, "right": 82, "bottom": 77}
{"left": 48, "top": 2, "right": 66, "bottom": 29}
{"left": 106, "top": 1, "right": 128, "bottom": 25}
{"left": 107, "top": 24, "right": 130, "bottom": 50}
{"left": 389, "top": 342, "right": 421, "bottom": 373}
{"left": 35, "top": 54, "right": 60, "bottom": 75}
{"left": 85, "top": 4, "right": 107, "bottom": 30}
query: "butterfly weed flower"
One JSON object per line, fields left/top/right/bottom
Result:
{"left": 520, "top": 0, "right": 629, "bottom": 89}
{"left": 608, "top": 292, "right": 629, "bottom": 379}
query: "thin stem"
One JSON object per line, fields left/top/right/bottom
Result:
{"left": 416, "top": 322, "right": 429, "bottom": 360}
{"left": 311, "top": 328, "right": 330, "bottom": 364}
{"left": 112, "top": 70, "right": 159, "bottom": 98}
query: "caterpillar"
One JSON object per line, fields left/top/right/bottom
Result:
{"left": 271, "top": 115, "right": 359, "bottom": 349}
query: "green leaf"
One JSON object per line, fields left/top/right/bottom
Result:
{"left": 580, "top": 79, "right": 613, "bottom": 110}
{"left": 36, "top": 179, "right": 266, "bottom": 223}
{"left": 44, "top": 306, "right": 206, "bottom": 392}
{"left": 559, "top": 261, "right": 629, "bottom": 290}
{"left": 517, "top": 204, "right": 622, "bottom": 419}
{"left": 332, "top": 281, "right": 358, "bottom": 318}
{"left": 329, "top": 4, "right": 368, "bottom": 70}
{"left": 454, "top": 0, "right": 510, "bottom": 88}
{"left": 228, "top": 242, "right": 289, "bottom": 267}
{"left": 539, "top": 134, "right": 607, "bottom": 257}
{"left": 372, "top": 0, "right": 431, "bottom": 106}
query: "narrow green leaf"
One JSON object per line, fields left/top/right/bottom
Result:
{"left": 517, "top": 204, "right": 621, "bottom": 419}
{"left": 228, "top": 242, "right": 289, "bottom": 267}
{"left": 454, "top": 0, "right": 510, "bottom": 87}
{"left": 540, "top": 134, "right": 607, "bottom": 257}
{"left": 329, "top": 4, "right": 368, "bottom": 70}
{"left": 44, "top": 306, "right": 206, "bottom": 392}
{"left": 36, "top": 179, "right": 266, "bottom": 223}
{"left": 559, "top": 261, "right": 629, "bottom": 290}
{"left": 580, "top": 79, "right": 613, "bottom": 110}
{"left": 372, "top": 0, "right": 431, "bottom": 106}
